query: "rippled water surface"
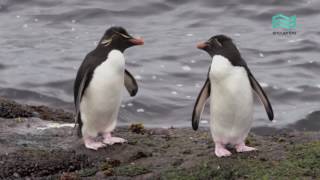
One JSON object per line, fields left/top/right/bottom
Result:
{"left": 0, "top": 0, "right": 319, "bottom": 128}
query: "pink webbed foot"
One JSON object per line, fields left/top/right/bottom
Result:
{"left": 235, "top": 143, "right": 257, "bottom": 153}
{"left": 83, "top": 136, "right": 106, "bottom": 150}
{"left": 102, "top": 132, "right": 127, "bottom": 145}
{"left": 214, "top": 142, "right": 232, "bottom": 157}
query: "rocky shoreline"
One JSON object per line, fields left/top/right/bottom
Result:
{"left": 0, "top": 97, "right": 319, "bottom": 179}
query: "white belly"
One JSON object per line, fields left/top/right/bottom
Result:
{"left": 80, "top": 50, "right": 125, "bottom": 137}
{"left": 209, "top": 55, "right": 253, "bottom": 145}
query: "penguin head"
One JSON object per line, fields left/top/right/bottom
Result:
{"left": 197, "top": 35, "right": 240, "bottom": 59}
{"left": 98, "top": 26, "right": 144, "bottom": 52}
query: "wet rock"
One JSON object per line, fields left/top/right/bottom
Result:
{"left": 130, "top": 151, "right": 152, "bottom": 161}
{"left": 0, "top": 149, "right": 89, "bottom": 178}
{"left": 147, "top": 128, "right": 169, "bottom": 136}
{"left": 13, "top": 172, "right": 20, "bottom": 178}
{"left": 30, "top": 105, "right": 73, "bottom": 123}
{"left": 60, "top": 172, "right": 80, "bottom": 180}
{"left": 182, "top": 149, "right": 192, "bottom": 154}
{"left": 162, "top": 135, "right": 171, "bottom": 141}
{"left": 278, "top": 137, "right": 286, "bottom": 142}
{"left": 259, "top": 157, "right": 268, "bottom": 161}
{"left": 107, "top": 159, "right": 121, "bottom": 167}
{"left": 0, "top": 97, "right": 33, "bottom": 118}
{"left": 161, "top": 144, "right": 170, "bottom": 149}
{"left": 172, "top": 158, "right": 184, "bottom": 166}
{"left": 0, "top": 97, "right": 73, "bottom": 123}
{"left": 128, "top": 140, "right": 138, "bottom": 145}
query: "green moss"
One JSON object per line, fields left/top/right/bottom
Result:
{"left": 115, "top": 164, "right": 151, "bottom": 177}
{"left": 276, "top": 141, "right": 320, "bottom": 178}
{"left": 77, "top": 168, "right": 98, "bottom": 177}
{"left": 162, "top": 161, "right": 236, "bottom": 180}
{"left": 161, "top": 141, "right": 320, "bottom": 180}
{"left": 141, "top": 138, "right": 157, "bottom": 147}
{"left": 246, "top": 141, "right": 320, "bottom": 178}
{"left": 100, "top": 163, "right": 112, "bottom": 171}
{"left": 100, "top": 159, "right": 120, "bottom": 170}
{"left": 99, "top": 159, "right": 121, "bottom": 177}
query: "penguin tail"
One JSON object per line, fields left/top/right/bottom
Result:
{"left": 74, "top": 113, "right": 83, "bottom": 137}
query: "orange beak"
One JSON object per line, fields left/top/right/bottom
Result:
{"left": 129, "top": 37, "right": 144, "bottom": 45}
{"left": 197, "top": 42, "right": 207, "bottom": 49}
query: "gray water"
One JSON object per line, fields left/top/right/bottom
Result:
{"left": 0, "top": 0, "right": 319, "bottom": 128}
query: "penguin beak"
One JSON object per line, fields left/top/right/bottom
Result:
{"left": 129, "top": 37, "right": 144, "bottom": 45}
{"left": 197, "top": 42, "right": 208, "bottom": 49}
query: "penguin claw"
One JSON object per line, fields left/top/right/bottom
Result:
{"left": 103, "top": 137, "right": 127, "bottom": 145}
{"left": 215, "top": 148, "right": 232, "bottom": 157}
{"left": 84, "top": 141, "right": 106, "bottom": 150}
{"left": 236, "top": 144, "right": 257, "bottom": 152}
{"left": 102, "top": 133, "right": 126, "bottom": 145}
{"left": 103, "top": 139, "right": 114, "bottom": 145}
{"left": 214, "top": 142, "right": 232, "bottom": 157}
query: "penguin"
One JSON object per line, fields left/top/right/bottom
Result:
{"left": 192, "top": 35, "right": 274, "bottom": 157}
{"left": 74, "top": 26, "right": 144, "bottom": 150}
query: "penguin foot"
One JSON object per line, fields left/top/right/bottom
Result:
{"left": 214, "top": 143, "right": 232, "bottom": 157}
{"left": 235, "top": 143, "right": 257, "bottom": 152}
{"left": 103, "top": 133, "right": 127, "bottom": 145}
{"left": 83, "top": 137, "right": 106, "bottom": 150}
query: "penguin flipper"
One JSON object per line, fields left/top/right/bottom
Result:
{"left": 248, "top": 72, "right": 274, "bottom": 121}
{"left": 124, "top": 69, "right": 138, "bottom": 96}
{"left": 192, "top": 78, "right": 211, "bottom": 130}
{"left": 75, "top": 70, "right": 89, "bottom": 136}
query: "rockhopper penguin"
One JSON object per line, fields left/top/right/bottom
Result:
{"left": 192, "top": 35, "right": 274, "bottom": 157}
{"left": 74, "top": 26, "right": 144, "bottom": 150}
